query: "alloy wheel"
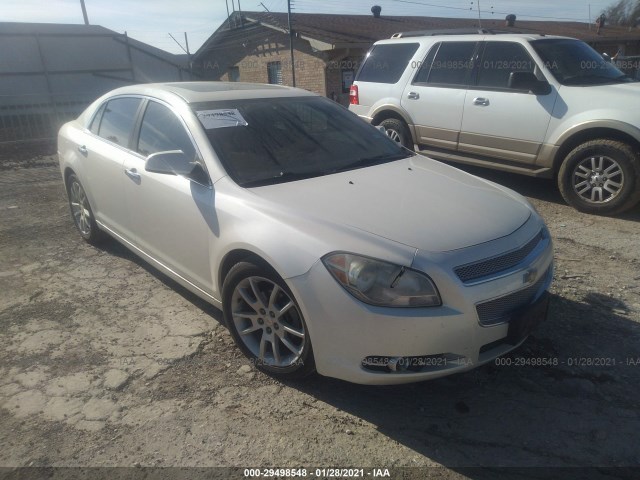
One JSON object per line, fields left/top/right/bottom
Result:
{"left": 572, "top": 155, "right": 624, "bottom": 204}
{"left": 69, "top": 180, "right": 92, "bottom": 236}
{"left": 231, "top": 276, "right": 306, "bottom": 368}
{"left": 386, "top": 129, "right": 402, "bottom": 143}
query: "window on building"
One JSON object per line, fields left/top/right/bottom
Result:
{"left": 229, "top": 66, "right": 240, "bottom": 82}
{"left": 98, "top": 97, "right": 141, "bottom": 147}
{"left": 267, "top": 61, "right": 283, "bottom": 85}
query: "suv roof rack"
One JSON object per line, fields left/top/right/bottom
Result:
{"left": 391, "top": 29, "right": 515, "bottom": 38}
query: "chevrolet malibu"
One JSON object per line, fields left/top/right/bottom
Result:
{"left": 58, "top": 82, "right": 553, "bottom": 385}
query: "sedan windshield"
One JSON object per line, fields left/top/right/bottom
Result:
{"left": 531, "top": 38, "right": 636, "bottom": 86}
{"left": 191, "top": 96, "right": 410, "bottom": 187}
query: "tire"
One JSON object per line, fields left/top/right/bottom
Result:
{"left": 222, "top": 261, "right": 316, "bottom": 380}
{"left": 66, "top": 173, "right": 106, "bottom": 244}
{"left": 379, "top": 118, "right": 413, "bottom": 150}
{"left": 558, "top": 139, "right": 640, "bottom": 215}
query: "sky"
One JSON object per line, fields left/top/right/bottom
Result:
{"left": 2, "top": 0, "right": 620, "bottom": 55}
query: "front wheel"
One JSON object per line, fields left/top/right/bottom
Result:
{"left": 222, "top": 262, "right": 315, "bottom": 380}
{"left": 558, "top": 139, "right": 640, "bottom": 214}
{"left": 379, "top": 118, "right": 413, "bottom": 150}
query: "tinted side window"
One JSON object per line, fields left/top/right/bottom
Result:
{"left": 357, "top": 43, "right": 419, "bottom": 84}
{"left": 427, "top": 42, "right": 477, "bottom": 86}
{"left": 98, "top": 98, "right": 141, "bottom": 147}
{"left": 137, "top": 101, "right": 196, "bottom": 160}
{"left": 89, "top": 103, "right": 106, "bottom": 135}
{"left": 413, "top": 43, "right": 440, "bottom": 84}
{"left": 477, "top": 42, "right": 536, "bottom": 89}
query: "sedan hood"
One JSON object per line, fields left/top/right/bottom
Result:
{"left": 250, "top": 155, "right": 531, "bottom": 253}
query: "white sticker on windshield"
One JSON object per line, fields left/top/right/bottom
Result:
{"left": 196, "top": 109, "right": 248, "bottom": 129}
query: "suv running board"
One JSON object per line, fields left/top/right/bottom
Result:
{"left": 416, "top": 146, "right": 553, "bottom": 178}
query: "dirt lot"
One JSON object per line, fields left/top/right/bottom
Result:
{"left": 1, "top": 144, "right": 640, "bottom": 479}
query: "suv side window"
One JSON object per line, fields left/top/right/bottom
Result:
{"left": 137, "top": 101, "right": 197, "bottom": 161}
{"left": 413, "top": 43, "right": 440, "bottom": 84}
{"left": 476, "top": 42, "right": 536, "bottom": 89}
{"left": 423, "top": 41, "right": 477, "bottom": 86}
{"left": 97, "top": 97, "right": 141, "bottom": 147}
{"left": 357, "top": 43, "right": 419, "bottom": 84}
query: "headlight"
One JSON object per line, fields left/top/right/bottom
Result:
{"left": 322, "top": 253, "right": 441, "bottom": 307}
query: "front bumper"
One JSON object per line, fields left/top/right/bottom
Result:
{"left": 286, "top": 219, "right": 553, "bottom": 385}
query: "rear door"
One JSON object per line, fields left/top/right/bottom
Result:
{"left": 458, "top": 41, "right": 557, "bottom": 165}
{"left": 401, "top": 41, "right": 479, "bottom": 151}
{"left": 83, "top": 96, "right": 142, "bottom": 236}
{"left": 122, "top": 99, "right": 214, "bottom": 292}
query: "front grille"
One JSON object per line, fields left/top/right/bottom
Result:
{"left": 476, "top": 266, "right": 551, "bottom": 326}
{"left": 455, "top": 230, "right": 544, "bottom": 283}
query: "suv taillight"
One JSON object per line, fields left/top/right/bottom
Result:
{"left": 349, "top": 84, "right": 359, "bottom": 105}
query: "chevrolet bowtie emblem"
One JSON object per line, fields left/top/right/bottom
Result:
{"left": 523, "top": 268, "right": 538, "bottom": 285}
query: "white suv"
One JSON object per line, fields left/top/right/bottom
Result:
{"left": 349, "top": 32, "right": 640, "bottom": 214}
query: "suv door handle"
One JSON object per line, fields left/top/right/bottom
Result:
{"left": 473, "top": 97, "right": 490, "bottom": 106}
{"left": 78, "top": 145, "right": 88, "bottom": 155}
{"left": 407, "top": 92, "right": 420, "bottom": 100}
{"left": 124, "top": 168, "right": 141, "bottom": 180}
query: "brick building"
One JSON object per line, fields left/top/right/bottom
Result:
{"left": 193, "top": 9, "right": 640, "bottom": 105}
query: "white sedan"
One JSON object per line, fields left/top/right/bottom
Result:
{"left": 58, "top": 82, "right": 553, "bottom": 385}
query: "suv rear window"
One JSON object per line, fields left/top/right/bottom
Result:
{"left": 356, "top": 43, "right": 419, "bottom": 84}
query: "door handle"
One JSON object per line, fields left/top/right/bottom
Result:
{"left": 124, "top": 168, "right": 141, "bottom": 180}
{"left": 473, "top": 97, "right": 490, "bottom": 106}
{"left": 78, "top": 145, "right": 88, "bottom": 155}
{"left": 407, "top": 92, "right": 420, "bottom": 100}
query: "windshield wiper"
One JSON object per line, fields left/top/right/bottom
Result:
{"left": 563, "top": 73, "right": 626, "bottom": 85}
{"left": 328, "top": 152, "right": 411, "bottom": 174}
{"left": 239, "top": 171, "right": 320, "bottom": 188}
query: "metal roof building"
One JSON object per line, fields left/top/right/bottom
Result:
{"left": 0, "top": 22, "right": 193, "bottom": 143}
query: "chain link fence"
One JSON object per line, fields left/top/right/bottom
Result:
{"left": 0, "top": 93, "right": 98, "bottom": 144}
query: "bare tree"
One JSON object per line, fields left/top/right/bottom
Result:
{"left": 602, "top": 0, "right": 640, "bottom": 26}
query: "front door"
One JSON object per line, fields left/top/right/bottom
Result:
{"left": 458, "top": 41, "right": 557, "bottom": 165}
{"left": 122, "top": 100, "right": 215, "bottom": 293}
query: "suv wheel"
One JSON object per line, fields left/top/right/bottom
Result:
{"left": 379, "top": 118, "right": 412, "bottom": 149}
{"left": 558, "top": 139, "right": 640, "bottom": 214}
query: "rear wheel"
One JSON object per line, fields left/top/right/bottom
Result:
{"left": 379, "top": 118, "right": 413, "bottom": 149}
{"left": 222, "top": 262, "right": 315, "bottom": 380}
{"left": 558, "top": 139, "right": 640, "bottom": 214}
{"left": 66, "top": 173, "right": 106, "bottom": 244}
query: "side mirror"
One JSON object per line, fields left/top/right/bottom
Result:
{"left": 508, "top": 71, "right": 551, "bottom": 95}
{"left": 146, "top": 150, "right": 192, "bottom": 175}
{"left": 145, "top": 150, "right": 210, "bottom": 185}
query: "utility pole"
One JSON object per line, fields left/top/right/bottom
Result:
{"left": 477, "top": 0, "right": 482, "bottom": 28}
{"left": 589, "top": 4, "right": 592, "bottom": 30}
{"left": 80, "top": 0, "right": 89, "bottom": 25}
{"left": 287, "top": 0, "right": 296, "bottom": 87}
{"left": 184, "top": 32, "right": 192, "bottom": 78}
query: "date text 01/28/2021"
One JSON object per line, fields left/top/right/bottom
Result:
{"left": 243, "top": 468, "right": 391, "bottom": 477}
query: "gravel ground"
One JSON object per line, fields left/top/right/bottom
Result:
{"left": 1, "top": 146, "right": 639, "bottom": 479}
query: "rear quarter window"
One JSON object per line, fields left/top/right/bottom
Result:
{"left": 356, "top": 43, "right": 419, "bottom": 84}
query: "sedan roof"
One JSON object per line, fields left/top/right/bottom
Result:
{"left": 106, "top": 82, "right": 316, "bottom": 104}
